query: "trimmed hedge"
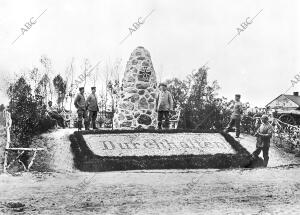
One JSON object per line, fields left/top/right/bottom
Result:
{"left": 70, "top": 129, "right": 252, "bottom": 171}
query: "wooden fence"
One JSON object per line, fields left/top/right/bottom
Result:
{"left": 2, "top": 109, "right": 45, "bottom": 173}
{"left": 243, "top": 114, "right": 300, "bottom": 154}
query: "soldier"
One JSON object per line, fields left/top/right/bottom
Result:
{"left": 252, "top": 115, "right": 274, "bottom": 167}
{"left": 224, "top": 94, "right": 243, "bottom": 138}
{"left": 155, "top": 83, "right": 173, "bottom": 130}
{"left": 47, "top": 101, "right": 65, "bottom": 128}
{"left": 86, "top": 87, "right": 99, "bottom": 129}
{"left": 74, "top": 87, "right": 89, "bottom": 130}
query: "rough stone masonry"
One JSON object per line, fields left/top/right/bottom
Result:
{"left": 113, "top": 46, "right": 158, "bottom": 129}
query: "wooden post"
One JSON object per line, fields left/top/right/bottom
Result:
{"left": 69, "top": 58, "right": 74, "bottom": 112}
{"left": 3, "top": 109, "right": 12, "bottom": 173}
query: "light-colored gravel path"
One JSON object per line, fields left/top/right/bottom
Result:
{"left": 30, "top": 128, "right": 77, "bottom": 173}
{"left": 231, "top": 132, "right": 300, "bottom": 167}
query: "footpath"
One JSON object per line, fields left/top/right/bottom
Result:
{"left": 231, "top": 132, "right": 300, "bottom": 167}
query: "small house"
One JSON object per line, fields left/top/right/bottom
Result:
{"left": 266, "top": 92, "right": 300, "bottom": 111}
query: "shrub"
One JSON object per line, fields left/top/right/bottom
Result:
{"left": 7, "top": 77, "right": 56, "bottom": 147}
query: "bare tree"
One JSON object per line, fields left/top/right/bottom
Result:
{"left": 29, "top": 67, "right": 40, "bottom": 94}
{"left": 81, "top": 58, "right": 92, "bottom": 88}
{"left": 40, "top": 55, "right": 54, "bottom": 103}
{"left": 105, "top": 61, "right": 109, "bottom": 113}
{"left": 68, "top": 58, "right": 75, "bottom": 111}
{"left": 93, "top": 65, "right": 100, "bottom": 87}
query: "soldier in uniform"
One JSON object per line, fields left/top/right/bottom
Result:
{"left": 155, "top": 83, "right": 173, "bottom": 130}
{"left": 74, "top": 87, "right": 89, "bottom": 130}
{"left": 224, "top": 94, "right": 243, "bottom": 138}
{"left": 252, "top": 114, "right": 274, "bottom": 167}
{"left": 86, "top": 87, "right": 99, "bottom": 129}
{"left": 47, "top": 101, "right": 65, "bottom": 128}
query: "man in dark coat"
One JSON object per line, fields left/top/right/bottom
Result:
{"left": 252, "top": 115, "right": 274, "bottom": 167}
{"left": 74, "top": 87, "right": 89, "bottom": 130}
{"left": 224, "top": 94, "right": 243, "bottom": 138}
{"left": 86, "top": 87, "right": 99, "bottom": 129}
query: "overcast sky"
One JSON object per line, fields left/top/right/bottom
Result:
{"left": 0, "top": 0, "right": 299, "bottom": 107}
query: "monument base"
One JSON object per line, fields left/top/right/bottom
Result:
{"left": 70, "top": 130, "right": 252, "bottom": 172}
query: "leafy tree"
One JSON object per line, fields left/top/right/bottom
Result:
{"left": 7, "top": 77, "right": 39, "bottom": 147}
{"left": 182, "top": 67, "right": 209, "bottom": 128}
{"left": 35, "top": 73, "right": 50, "bottom": 103}
{"left": 165, "top": 78, "right": 189, "bottom": 109}
{"left": 164, "top": 67, "right": 233, "bottom": 130}
{"left": 7, "top": 77, "right": 55, "bottom": 148}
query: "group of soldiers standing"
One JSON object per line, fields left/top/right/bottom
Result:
{"left": 73, "top": 83, "right": 175, "bottom": 131}
{"left": 74, "top": 87, "right": 99, "bottom": 130}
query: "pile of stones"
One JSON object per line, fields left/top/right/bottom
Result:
{"left": 113, "top": 46, "right": 158, "bottom": 129}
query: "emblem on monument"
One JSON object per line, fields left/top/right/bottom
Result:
{"left": 138, "top": 66, "right": 151, "bottom": 82}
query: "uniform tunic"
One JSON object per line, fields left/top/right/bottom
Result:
{"left": 74, "top": 93, "right": 86, "bottom": 110}
{"left": 231, "top": 101, "right": 243, "bottom": 119}
{"left": 256, "top": 123, "right": 273, "bottom": 148}
{"left": 86, "top": 94, "right": 98, "bottom": 111}
{"left": 157, "top": 91, "right": 173, "bottom": 111}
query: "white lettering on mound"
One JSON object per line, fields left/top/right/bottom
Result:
{"left": 102, "top": 141, "right": 115, "bottom": 150}
{"left": 103, "top": 139, "right": 230, "bottom": 151}
{"left": 180, "top": 141, "right": 191, "bottom": 149}
{"left": 143, "top": 141, "right": 154, "bottom": 149}
{"left": 104, "top": 139, "right": 228, "bottom": 150}
{"left": 101, "top": 139, "right": 223, "bottom": 151}
{"left": 85, "top": 133, "right": 235, "bottom": 156}
{"left": 132, "top": 142, "right": 140, "bottom": 149}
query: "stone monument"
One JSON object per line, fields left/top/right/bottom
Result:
{"left": 113, "top": 46, "right": 158, "bottom": 129}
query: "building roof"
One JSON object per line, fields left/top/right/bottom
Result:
{"left": 284, "top": 95, "right": 300, "bottom": 106}
{"left": 266, "top": 94, "right": 300, "bottom": 107}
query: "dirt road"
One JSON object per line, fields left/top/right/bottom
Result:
{"left": 0, "top": 129, "right": 299, "bottom": 214}
{"left": 0, "top": 166, "right": 300, "bottom": 214}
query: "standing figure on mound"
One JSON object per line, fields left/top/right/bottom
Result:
{"left": 86, "top": 87, "right": 99, "bottom": 130}
{"left": 155, "top": 83, "right": 173, "bottom": 130}
{"left": 252, "top": 115, "right": 273, "bottom": 167}
{"left": 74, "top": 87, "right": 89, "bottom": 131}
{"left": 224, "top": 94, "right": 243, "bottom": 138}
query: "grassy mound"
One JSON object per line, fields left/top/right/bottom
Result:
{"left": 70, "top": 129, "right": 252, "bottom": 171}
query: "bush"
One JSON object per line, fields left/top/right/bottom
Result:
{"left": 7, "top": 77, "right": 56, "bottom": 148}
{"left": 166, "top": 68, "right": 235, "bottom": 130}
{"left": 241, "top": 113, "right": 257, "bottom": 135}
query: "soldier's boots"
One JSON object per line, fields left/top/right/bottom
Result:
{"left": 263, "top": 158, "right": 269, "bottom": 167}
{"left": 92, "top": 122, "right": 98, "bottom": 130}
{"left": 83, "top": 121, "right": 90, "bottom": 130}
{"left": 165, "top": 123, "right": 170, "bottom": 130}
{"left": 78, "top": 121, "right": 82, "bottom": 131}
